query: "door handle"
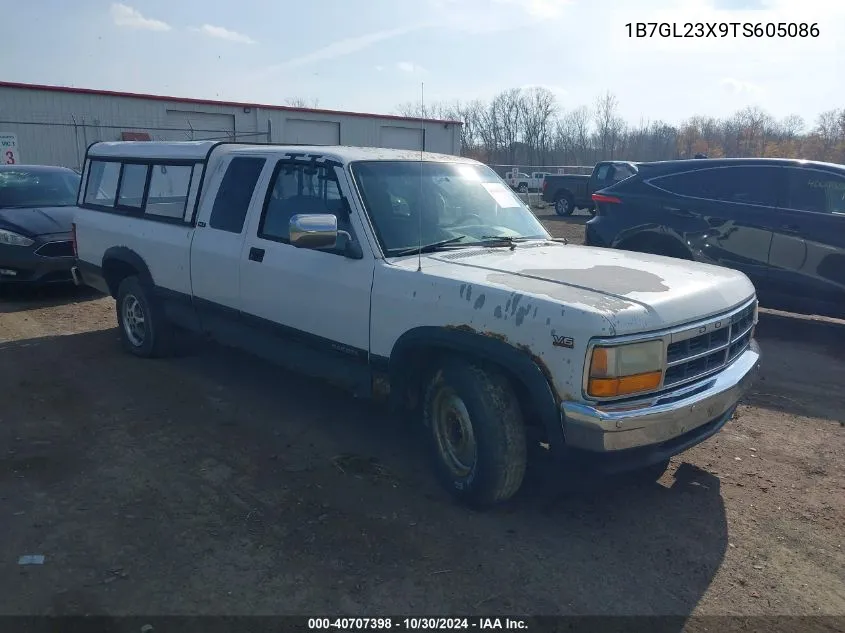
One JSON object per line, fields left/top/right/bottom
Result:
{"left": 248, "top": 247, "right": 265, "bottom": 262}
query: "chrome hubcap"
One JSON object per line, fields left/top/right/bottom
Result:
{"left": 557, "top": 199, "right": 569, "bottom": 214}
{"left": 121, "top": 294, "right": 146, "bottom": 347}
{"left": 432, "top": 386, "right": 477, "bottom": 478}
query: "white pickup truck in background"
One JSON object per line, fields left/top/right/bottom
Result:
{"left": 72, "top": 141, "right": 760, "bottom": 507}
{"left": 505, "top": 170, "right": 551, "bottom": 193}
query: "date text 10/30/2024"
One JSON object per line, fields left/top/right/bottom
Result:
{"left": 625, "top": 22, "right": 819, "bottom": 38}
{"left": 307, "top": 618, "right": 528, "bottom": 630}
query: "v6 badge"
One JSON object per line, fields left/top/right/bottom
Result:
{"left": 552, "top": 334, "right": 574, "bottom": 349}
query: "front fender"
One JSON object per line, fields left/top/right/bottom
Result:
{"left": 387, "top": 326, "right": 565, "bottom": 453}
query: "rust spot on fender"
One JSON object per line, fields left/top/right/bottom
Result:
{"left": 441, "top": 326, "right": 563, "bottom": 404}
{"left": 445, "top": 324, "right": 477, "bottom": 334}
{"left": 482, "top": 331, "right": 508, "bottom": 343}
{"left": 516, "top": 343, "right": 564, "bottom": 405}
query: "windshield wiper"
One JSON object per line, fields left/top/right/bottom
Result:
{"left": 477, "top": 235, "right": 536, "bottom": 249}
{"left": 388, "top": 236, "right": 466, "bottom": 257}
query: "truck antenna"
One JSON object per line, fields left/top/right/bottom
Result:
{"left": 417, "top": 81, "right": 424, "bottom": 272}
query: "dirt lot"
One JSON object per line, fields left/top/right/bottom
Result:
{"left": 1, "top": 210, "right": 843, "bottom": 620}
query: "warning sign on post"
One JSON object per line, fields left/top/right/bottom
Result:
{"left": 0, "top": 133, "right": 20, "bottom": 164}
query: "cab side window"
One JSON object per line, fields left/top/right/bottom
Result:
{"left": 594, "top": 164, "right": 611, "bottom": 182}
{"left": 787, "top": 168, "right": 845, "bottom": 215}
{"left": 258, "top": 161, "right": 353, "bottom": 255}
{"left": 209, "top": 157, "right": 267, "bottom": 233}
{"left": 611, "top": 163, "right": 636, "bottom": 183}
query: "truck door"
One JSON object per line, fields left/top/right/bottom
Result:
{"left": 190, "top": 155, "right": 269, "bottom": 333}
{"left": 237, "top": 158, "right": 375, "bottom": 396}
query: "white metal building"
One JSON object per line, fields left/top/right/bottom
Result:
{"left": 0, "top": 81, "right": 462, "bottom": 169}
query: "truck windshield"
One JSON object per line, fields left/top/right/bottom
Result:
{"left": 351, "top": 161, "right": 551, "bottom": 256}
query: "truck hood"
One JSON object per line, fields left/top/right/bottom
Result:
{"left": 423, "top": 242, "right": 755, "bottom": 335}
{"left": 0, "top": 205, "right": 76, "bottom": 237}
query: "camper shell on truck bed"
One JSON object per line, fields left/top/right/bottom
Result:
{"left": 71, "top": 140, "right": 761, "bottom": 507}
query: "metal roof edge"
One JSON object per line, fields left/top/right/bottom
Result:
{"left": 0, "top": 80, "right": 464, "bottom": 126}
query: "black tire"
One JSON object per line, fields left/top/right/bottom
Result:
{"left": 555, "top": 194, "right": 575, "bottom": 216}
{"left": 422, "top": 358, "right": 527, "bottom": 507}
{"left": 517, "top": 183, "right": 528, "bottom": 193}
{"left": 115, "top": 276, "right": 174, "bottom": 358}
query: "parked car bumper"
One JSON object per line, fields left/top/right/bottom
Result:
{"left": 560, "top": 340, "right": 760, "bottom": 472}
{"left": 0, "top": 235, "right": 75, "bottom": 285}
{"left": 584, "top": 217, "right": 611, "bottom": 247}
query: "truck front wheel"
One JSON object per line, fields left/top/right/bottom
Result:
{"left": 555, "top": 193, "right": 575, "bottom": 216}
{"left": 116, "top": 276, "right": 174, "bottom": 358}
{"left": 422, "top": 359, "right": 527, "bottom": 507}
{"left": 517, "top": 183, "right": 529, "bottom": 193}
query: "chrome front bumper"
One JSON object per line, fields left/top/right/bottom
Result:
{"left": 561, "top": 340, "right": 760, "bottom": 452}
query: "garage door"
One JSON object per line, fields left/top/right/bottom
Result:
{"left": 283, "top": 119, "right": 340, "bottom": 145}
{"left": 380, "top": 126, "right": 424, "bottom": 151}
{"left": 165, "top": 110, "right": 235, "bottom": 141}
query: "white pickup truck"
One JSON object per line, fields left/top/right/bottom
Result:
{"left": 71, "top": 141, "right": 760, "bottom": 507}
{"left": 505, "top": 170, "right": 551, "bottom": 193}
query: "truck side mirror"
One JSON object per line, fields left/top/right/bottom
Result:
{"left": 289, "top": 214, "right": 338, "bottom": 249}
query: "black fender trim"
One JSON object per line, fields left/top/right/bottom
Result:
{"left": 612, "top": 226, "right": 693, "bottom": 257}
{"left": 101, "top": 246, "right": 154, "bottom": 293}
{"left": 386, "top": 326, "right": 565, "bottom": 453}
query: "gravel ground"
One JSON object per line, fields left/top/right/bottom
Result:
{"left": 0, "top": 210, "right": 842, "bottom": 620}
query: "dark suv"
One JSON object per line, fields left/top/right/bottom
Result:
{"left": 585, "top": 158, "right": 845, "bottom": 319}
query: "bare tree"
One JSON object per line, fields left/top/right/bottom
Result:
{"left": 781, "top": 114, "right": 805, "bottom": 139}
{"left": 519, "top": 87, "right": 557, "bottom": 165}
{"left": 285, "top": 97, "right": 320, "bottom": 108}
{"left": 593, "top": 91, "right": 619, "bottom": 159}
{"left": 392, "top": 89, "right": 840, "bottom": 165}
{"left": 475, "top": 99, "right": 502, "bottom": 162}
{"left": 566, "top": 106, "right": 591, "bottom": 164}
{"left": 815, "top": 109, "right": 843, "bottom": 160}
{"left": 553, "top": 113, "right": 577, "bottom": 165}
{"left": 453, "top": 100, "right": 484, "bottom": 158}
{"left": 493, "top": 88, "right": 523, "bottom": 165}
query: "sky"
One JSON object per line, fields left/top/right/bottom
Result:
{"left": 2, "top": 0, "right": 843, "bottom": 128}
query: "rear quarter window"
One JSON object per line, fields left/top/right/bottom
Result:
{"left": 786, "top": 168, "right": 845, "bottom": 215}
{"left": 145, "top": 164, "right": 194, "bottom": 219}
{"left": 649, "top": 166, "right": 781, "bottom": 207}
{"left": 84, "top": 160, "right": 121, "bottom": 207}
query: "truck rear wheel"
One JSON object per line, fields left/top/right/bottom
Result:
{"left": 555, "top": 194, "right": 575, "bottom": 216}
{"left": 116, "top": 276, "right": 174, "bottom": 358}
{"left": 422, "top": 359, "right": 527, "bottom": 507}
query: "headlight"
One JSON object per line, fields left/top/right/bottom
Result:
{"left": 0, "top": 229, "right": 34, "bottom": 247}
{"left": 588, "top": 340, "right": 664, "bottom": 398}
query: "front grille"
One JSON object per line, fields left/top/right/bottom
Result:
{"left": 34, "top": 240, "right": 74, "bottom": 258}
{"left": 663, "top": 301, "right": 756, "bottom": 388}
